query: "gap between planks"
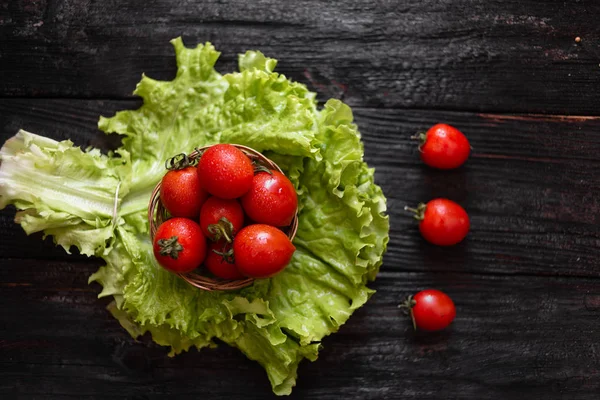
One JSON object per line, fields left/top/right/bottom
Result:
{"left": 377, "top": 269, "right": 600, "bottom": 282}
{"left": 2, "top": 97, "right": 600, "bottom": 120}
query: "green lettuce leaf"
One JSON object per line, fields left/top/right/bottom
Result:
{"left": 0, "top": 130, "right": 128, "bottom": 256}
{"left": 293, "top": 100, "right": 389, "bottom": 285}
{"left": 0, "top": 38, "right": 389, "bottom": 395}
{"left": 108, "top": 301, "right": 216, "bottom": 356}
{"left": 229, "top": 318, "right": 321, "bottom": 396}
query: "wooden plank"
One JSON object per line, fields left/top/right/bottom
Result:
{"left": 1, "top": 260, "right": 599, "bottom": 399}
{"left": 1, "top": 99, "right": 599, "bottom": 277}
{"left": 2, "top": 1, "right": 600, "bottom": 114}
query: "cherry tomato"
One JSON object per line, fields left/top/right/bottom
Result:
{"left": 233, "top": 224, "right": 296, "bottom": 278}
{"left": 406, "top": 198, "right": 470, "bottom": 246}
{"left": 417, "top": 124, "right": 470, "bottom": 169}
{"left": 153, "top": 218, "right": 207, "bottom": 273}
{"left": 400, "top": 289, "right": 456, "bottom": 331}
{"left": 196, "top": 144, "right": 254, "bottom": 199}
{"left": 204, "top": 240, "right": 245, "bottom": 280}
{"left": 241, "top": 170, "right": 298, "bottom": 227}
{"left": 160, "top": 165, "right": 208, "bottom": 218}
{"left": 199, "top": 196, "right": 245, "bottom": 242}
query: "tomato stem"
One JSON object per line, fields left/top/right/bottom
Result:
{"left": 410, "top": 132, "right": 427, "bottom": 151}
{"left": 397, "top": 295, "right": 418, "bottom": 331}
{"left": 157, "top": 235, "right": 183, "bottom": 259}
{"left": 207, "top": 217, "right": 235, "bottom": 243}
{"left": 404, "top": 203, "right": 427, "bottom": 221}
{"left": 165, "top": 153, "right": 196, "bottom": 170}
{"left": 253, "top": 162, "right": 273, "bottom": 175}
{"left": 213, "top": 247, "right": 235, "bottom": 264}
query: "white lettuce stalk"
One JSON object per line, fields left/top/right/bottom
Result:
{"left": 0, "top": 130, "right": 128, "bottom": 256}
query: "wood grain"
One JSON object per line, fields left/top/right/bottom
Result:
{"left": 2, "top": 1, "right": 600, "bottom": 114}
{"left": 2, "top": 1, "right": 600, "bottom": 398}
{"left": 1, "top": 260, "right": 599, "bottom": 399}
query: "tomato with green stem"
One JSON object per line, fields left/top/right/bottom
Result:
{"left": 153, "top": 218, "right": 206, "bottom": 273}
{"left": 199, "top": 196, "right": 245, "bottom": 242}
{"left": 405, "top": 198, "right": 470, "bottom": 246}
{"left": 399, "top": 289, "right": 456, "bottom": 331}
{"left": 414, "top": 124, "right": 470, "bottom": 170}
{"left": 204, "top": 240, "right": 245, "bottom": 280}
{"left": 160, "top": 153, "right": 208, "bottom": 218}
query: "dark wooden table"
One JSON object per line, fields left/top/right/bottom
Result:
{"left": 2, "top": 1, "right": 600, "bottom": 399}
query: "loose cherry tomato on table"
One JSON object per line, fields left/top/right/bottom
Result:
{"left": 405, "top": 198, "right": 470, "bottom": 246}
{"left": 199, "top": 196, "right": 245, "bottom": 242}
{"left": 160, "top": 154, "right": 208, "bottom": 218}
{"left": 399, "top": 289, "right": 456, "bottom": 331}
{"left": 204, "top": 240, "right": 245, "bottom": 280}
{"left": 233, "top": 224, "right": 296, "bottom": 278}
{"left": 414, "top": 123, "right": 470, "bottom": 169}
{"left": 197, "top": 144, "right": 254, "bottom": 199}
{"left": 241, "top": 170, "right": 298, "bottom": 227}
{"left": 153, "top": 218, "right": 207, "bottom": 273}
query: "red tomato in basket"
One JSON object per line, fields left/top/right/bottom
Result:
{"left": 241, "top": 170, "right": 298, "bottom": 227}
{"left": 197, "top": 144, "right": 254, "bottom": 199}
{"left": 160, "top": 166, "right": 209, "bottom": 218}
{"left": 417, "top": 124, "right": 470, "bottom": 170}
{"left": 199, "top": 196, "right": 245, "bottom": 241}
{"left": 204, "top": 240, "right": 245, "bottom": 280}
{"left": 153, "top": 218, "right": 207, "bottom": 273}
{"left": 233, "top": 224, "right": 295, "bottom": 278}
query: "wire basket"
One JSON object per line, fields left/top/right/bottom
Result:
{"left": 148, "top": 144, "right": 299, "bottom": 291}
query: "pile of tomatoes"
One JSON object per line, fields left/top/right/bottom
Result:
{"left": 152, "top": 144, "right": 297, "bottom": 280}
